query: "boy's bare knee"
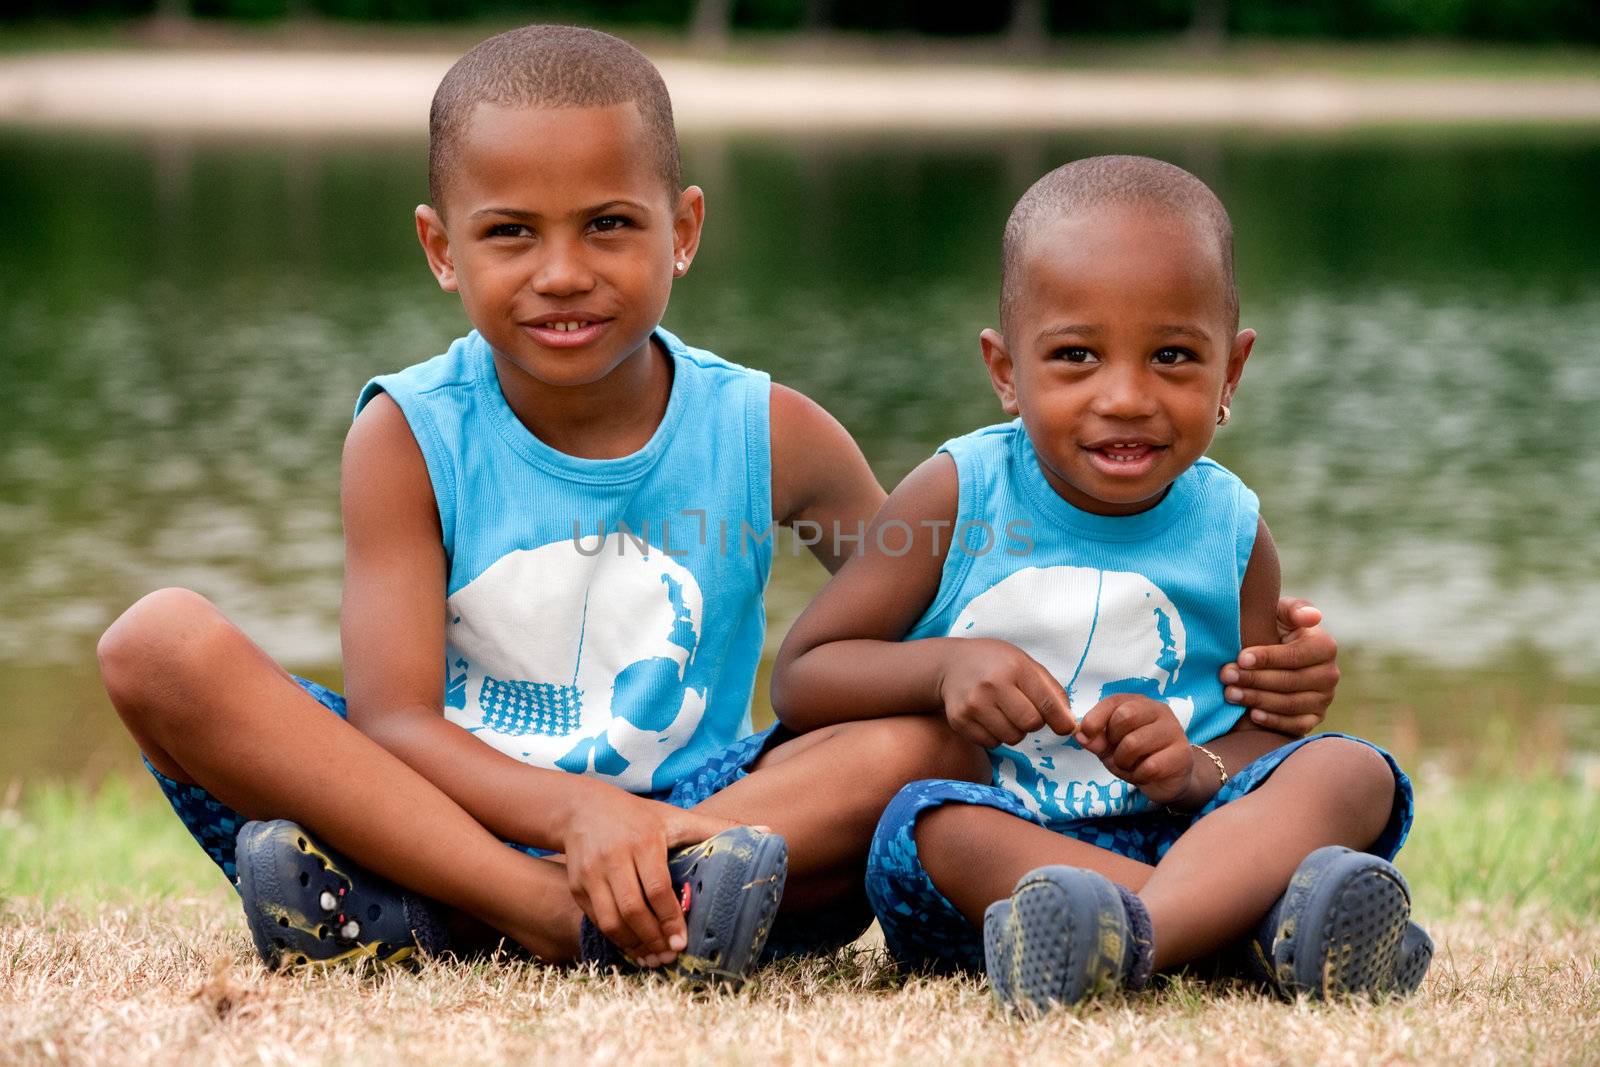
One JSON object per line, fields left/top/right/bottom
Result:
{"left": 911, "top": 801, "right": 982, "bottom": 853}
{"left": 1283, "top": 737, "right": 1396, "bottom": 841}
{"left": 862, "top": 715, "right": 989, "bottom": 784}
{"left": 98, "top": 587, "right": 233, "bottom": 706}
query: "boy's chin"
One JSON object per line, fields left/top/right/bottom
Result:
{"left": 491, "top": 341, "right": 646, "bottom": 391}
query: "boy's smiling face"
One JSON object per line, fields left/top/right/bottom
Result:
{"left": 415, "top": 101, "right": 702, "bottom": 392}
{"left": 982, "top": 202, "right": 1254, "bottom": 516}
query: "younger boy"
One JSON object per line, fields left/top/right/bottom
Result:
{"left": 98, "top": 31, "right": 1342, "bottom": 986}
{"left": 773, "top": 156, "right": 1430, "bottom": 1007}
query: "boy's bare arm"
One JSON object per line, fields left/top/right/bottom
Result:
{"left": 340, "top": 395, "right": 599, "bottom": 852}
{"left": 1221, "top": 516, "right": 1341, "bottom": 733}
{"left": 340, "top": 396, "right": 735, "bottom": 962}
{"left": 769, "top": 383, "right": 885, "bottom": 573}
{"left": 1194, "top": 519, "right": 1298, "bottom": 777}
{"left": 773, "top": 454, "right": 1071, "bottom": 742}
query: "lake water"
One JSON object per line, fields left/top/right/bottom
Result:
{"left": 3, "top": 125, "right": 1598, "bottom": 783}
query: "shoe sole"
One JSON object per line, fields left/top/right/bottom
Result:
{"left": 1273, "top": 846, "right": 1413, "bottom": 999}
{"left": 668, "top": 828, "right": 788, "bottom": 989}
{"left": 1392, "top": 920, "right": 1434, "bottom": 995}
{"left": 235, "top": 820, "right": 438, "bottom": 972}
{"left": 983, "top": 866, "right": 1127, "bottom": 1012}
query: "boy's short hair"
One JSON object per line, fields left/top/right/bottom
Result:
{"left": 428, "top": 24, "right": 683, "bottom": 211}
{"left": 1000, "top": 155, "right": 1238, "bottom": 334}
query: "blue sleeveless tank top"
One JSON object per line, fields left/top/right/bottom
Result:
{"left": 355, "top": 327, "right": 772, "bottom": 796}
{"left": 906, "top": 421, "right": 1259, "bottom": 826}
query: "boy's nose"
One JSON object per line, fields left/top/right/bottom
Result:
{"left": 1089, "top": 365, "right": 1159, "bottom": 419}
{"left": 530, "top": 241, "right": 597, "bottom": 297}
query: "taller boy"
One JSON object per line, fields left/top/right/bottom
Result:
{"left": 97, "top": 26, "right": 1340, "bottom": 984}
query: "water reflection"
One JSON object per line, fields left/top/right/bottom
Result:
{"left": 2, "top": 127, "right": 1596, "bottom": 779}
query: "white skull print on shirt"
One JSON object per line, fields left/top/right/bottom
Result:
{"left": 950, "top": 565, "right": 1195, "bottom": 822}
{"left": 444, "top": 533, "right": 708, "bottom": 795}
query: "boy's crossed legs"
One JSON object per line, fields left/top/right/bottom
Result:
{"left": 100, "top": 588, "right": 988, "bottom": 967}
{"left": 867, "top": 735, "right": 1420, "bottom": 997}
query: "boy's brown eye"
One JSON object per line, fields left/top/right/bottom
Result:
{"left": 1153, "top": 348, "right": 1196, "bottom": 366}
{"left": 487, "top": 223, "right": 531, "bottom": 238}
{"left": 591, "top": 215, "right": 631, "bottom": 233}
{"left": 1055, "top": 347, "right": 1097, "bottom": 364}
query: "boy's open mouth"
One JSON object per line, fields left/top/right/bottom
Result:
{"left": 523, "top": 314, "right": 612, "bottom": 348}
{"left": 1082, "top": 440, "right": 1166, "bottom": 477}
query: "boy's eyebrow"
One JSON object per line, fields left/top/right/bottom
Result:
{"left": 1154, "top": 324, "right": 1214, "bottom": 343}
{"left": 1036, "top": 323, "right": 1216, "bottom": 344}
{"left": 1037, "top": 324, "right": 1100, "bottom": 341}
{"left": 469, "top": 200, "right": 650, "bottom": 221}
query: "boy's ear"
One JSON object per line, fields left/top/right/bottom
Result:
{"left": 980, "top": 328, "right": 1020, "bottom": 416}
{"left": 671, "top": 185, "right": 706, "bottom": 276}
{"left": 415, "top": 205, "right": 458, "bottom": 292}
{"left": 1221, "top": 327, "right": 1256, "bottom": 409}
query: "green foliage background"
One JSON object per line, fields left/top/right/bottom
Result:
{"left": 7, "top": 0, "right": 1600, "bottom": 44}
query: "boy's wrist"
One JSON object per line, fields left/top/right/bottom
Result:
{"left": 1165, "top": 744, "right": 1228, "bottom": 813}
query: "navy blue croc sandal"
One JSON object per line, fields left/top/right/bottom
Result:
{"left": 666, "top": 825, "right": 788, "bottom": 987}
{"left": 235, "top": 819, "right": 448, "bottom": 972}
{"left": 1260, "top": 845, "right": 1428, "bottom": 999}
{"left": 579, "top": 825, "right": 788, "bottom": 989}
{"left": 982, "top": 865, "right": 1154, "bottom": 1012}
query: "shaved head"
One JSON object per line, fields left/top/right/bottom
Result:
{"left": 428, "top": 25, "right": 681, "bottom": 212}
{"left": 1000, "top": 156, "right": 1237, "bottom": 334}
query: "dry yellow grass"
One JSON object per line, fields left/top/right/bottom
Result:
{"left": 3, "top": 893, "right": 1596, "bottom": 1067}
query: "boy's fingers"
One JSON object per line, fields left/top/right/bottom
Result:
{"left": 1074, "top": 698, "right": 1115, "bottom": 751}
{"left": 1274, "top": 596, "right": 1323, "bottom": 633}
{"left": 1238, "top": 628, "right": 1334, "bottom": 671}
{"left": 1020, "top": 672, "right": 1075, "bottom": 735}
{"left": 975, "top": 701, "right": 1026, "bottom": 746}
{"left": 995, "top": 687, "right": 1044, "bottom": 737}
{"left": 1108, "top": 722, "right": 1176, "bottom": 778}
{"left": 1232, "top": 688, "right": 1327, "bottom": 716}
{"left": 1101, "top": 698, "right": 1153, "bottom": 749}
{"left": 637, "top": 849, "right": 688, "bottom": 952}
{"left": 1249, "top": 708, "right": 1323, "bottom": 735}
{"left": 1224, "top": 666, "right": 1336, "bottom": 698}
{"left": 607, "top": 868, "right": 667, "bottom": 958}
{"left": 580, "top": 879, "right": 636, "bottom": 954}
{"left": 954, "top": 717, "right": 1002, "bottom": 750}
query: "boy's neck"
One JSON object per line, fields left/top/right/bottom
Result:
{"left": 492, "top": 335, "right": 674, "bottom": 461}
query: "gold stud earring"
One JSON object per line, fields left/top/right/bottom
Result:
{"left": 1217, "top": 404, "right": 1231, "bottom": 426}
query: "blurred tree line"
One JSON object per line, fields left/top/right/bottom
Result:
{"left": 8, "top": 0, "right": 1600, "bottom": 43}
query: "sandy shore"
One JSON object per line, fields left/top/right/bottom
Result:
{"left": 2, "top": 50, "right": 1598, "bottom": 133}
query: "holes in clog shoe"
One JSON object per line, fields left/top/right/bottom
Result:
{"left": 298, "top": 871, "right": 310, "bottom": 887}
{"left": 367, "top": 904, "right": 381, "bottom": 922}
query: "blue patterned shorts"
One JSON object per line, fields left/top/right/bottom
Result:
{"left": 863, "top": 732, "right": 1414, "bottom": 972}
{"left": 144, "top": 676, "right": 852, "bottom": 956}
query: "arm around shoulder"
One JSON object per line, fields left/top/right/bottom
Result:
{"left": 770, "top": 453, "right": 959, "bottom": 731}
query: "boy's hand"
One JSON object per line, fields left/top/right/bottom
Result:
{"left": 936, "top": 638, "right": 1076, "bottom": 749}
{"left": 1221, "top": 596, "right": 1340, "bottom": 736}
{"left": 560, "top": 783, "right": 742, "bottom": 967}
{"left": 1074, "top": 693, "right": 1195, "bottom": 807}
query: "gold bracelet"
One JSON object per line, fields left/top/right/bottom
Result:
{"left": 1164, "top": 743, "right": 1229, "bottom": 817}
{"left": 1193, "top": 743, "right": 1229, "bottom": 789}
